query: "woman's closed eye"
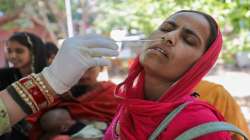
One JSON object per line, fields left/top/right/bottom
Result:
{"left": 182, "top": 28, "right": 201, "bottom": 47}
{"left": 184, "top": 36, "right": 197, "bottom": 46}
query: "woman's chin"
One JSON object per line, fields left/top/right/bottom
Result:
{"left": 140, "top": 52, "right": 166, "bottom": 67}
{"left": 141, "top": 58, "right": 162, "bottom": 72}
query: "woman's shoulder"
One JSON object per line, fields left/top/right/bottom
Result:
{"left": 177, "top": 101, "right": 225, "bottom": 123}
{"left": 164, "top": 101, "right": 231, "bottom": 139}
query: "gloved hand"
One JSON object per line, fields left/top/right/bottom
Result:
{"left": 42, "top": 34, "right": 118, "bottom": 94}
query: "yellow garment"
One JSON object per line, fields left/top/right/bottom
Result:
{"left": 194, "top": 80, "right": 250, "bottom": 140}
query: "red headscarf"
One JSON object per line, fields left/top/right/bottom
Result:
{"left": 104, "top": 15, "right": 230, "bottom": 139}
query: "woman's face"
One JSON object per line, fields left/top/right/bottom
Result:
{"left": 140, "top": 12, "right": 210, "bottom": 82}
{"left": 7, "top": 41, "right": 31, "bottom": 69}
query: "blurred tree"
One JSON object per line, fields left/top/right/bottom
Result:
{"left": 0, "top": 0, "right": 26, "bottom": 12}
{"left": 93, "top": 0, "right": 250, "bottom": 64}
{"left": 0, "top": 0, "right": 67, "bottom": 41}
{"left": 0, "top": 0, "right": 249, "bottom": 64}
{"left": 94, "top": 0, "right": 249, "bottom": 34}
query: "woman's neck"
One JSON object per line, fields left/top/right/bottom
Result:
{"left": 144, "top": 74, "right": 174, "bottom": 101}
{"left": 19, "top": 66, "right": 32, "bottom": 77}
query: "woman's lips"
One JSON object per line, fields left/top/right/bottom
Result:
{"left": 147, "top": 47, "right": 168, "bottom": 58}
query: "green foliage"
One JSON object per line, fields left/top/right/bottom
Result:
{"left": 94, "top": 0, "right": 249, "bottom": 33}
{"left": 222, "top": 30, "right": 250, "bottom": 64}
{"left": 1, "top": 0, "right": 249, "bottom": 64}
{"left": 56, "top": 0, "right": 66, "bottom": 10}
{"left": 0, "top": 0, "right": 28, "bottom": 29}
{"left": 93, "top": 0, "right": 250, "bottom": 64}
{"left": 0, "top": 0, "right": 26, "bottom": 12}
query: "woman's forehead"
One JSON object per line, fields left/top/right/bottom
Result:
{"left": 166, "top": 12, "right": 210, "bottom": 30}
{"left": 168, "top": 12, "right": 205, "bottom": 20}
{"left": 8, "top": 41, "right": 26, "bottom": 48}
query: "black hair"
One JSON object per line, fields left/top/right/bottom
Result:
{"left": 176, "top": 10, "right": 218, "bottom": 49}
{"left": 44, "top": 42, "right": 58, "bottom": 58}
{"left": 8, "top": 32, "right": 48, "bottom": 73}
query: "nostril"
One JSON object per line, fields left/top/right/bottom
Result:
{"left": 166, "top": 40, "right": 173, "bottom": 45}
{"left": 161, "top": 37, "right": 173, "bottom": 46}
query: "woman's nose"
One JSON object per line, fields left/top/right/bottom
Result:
{"left": 161, "top": 37, "right": 174, "bottom": 46}
{"left": 161, "top": 32, "right": 177, "bottom": 47}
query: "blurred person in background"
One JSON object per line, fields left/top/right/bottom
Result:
{"left": 0, "top": 9, "right": 56, "bottom": 68}
{"left": 0, "top": 32, "right": 47, "bottom": 89}
{"left": 0, "top": 32, "right": 47, "bottom": 140}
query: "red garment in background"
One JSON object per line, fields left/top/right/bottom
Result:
{"left": 27, "top": 81, "right": 119, "bottom": 140}
{"left": 58, "top": 81, "right": 118, "bottom": 122}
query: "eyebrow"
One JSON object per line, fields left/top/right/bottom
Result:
{"left": 163, "top": 21, "right": 178, "bottom": 28}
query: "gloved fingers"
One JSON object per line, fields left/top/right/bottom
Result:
{"left": 63, "top": 34, "right": 118, "bottom": 50}
{"left": 78, "top": 33, "right": 105, "bottom": 40}
{"left": 83, "top": 39, "right": 118, "bottom": 50}
{"left": 79, "top": 33, "right": 115, "bottom": 44}
{"left": 92, "top": 57, "right": 112, "bottom": 67}
{"left": 88, "top": 48, "right": 119, "bottom": 57}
